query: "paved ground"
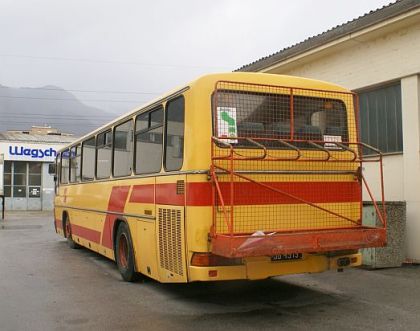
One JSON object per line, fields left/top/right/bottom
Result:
{"left": 0, "top": 212, "right": 419, "bottom": 331}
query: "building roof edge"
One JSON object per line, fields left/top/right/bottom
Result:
{"left": 236, "top": 0, "right": 420, "bottom": 72}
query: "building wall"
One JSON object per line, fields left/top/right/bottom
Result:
{"left": 261, "top": 18, "right": 420, "bottom": 260}
{"left": 264, "top": 18, "right": 420, "bottom": 90}
{"left": 42, "top": 163, "right": 56, "bottom": 210}
{"left": 401, "top": 75, "right": 420, "bottom": 260}
{"left": 363, "top": 154, "right": 404, "bottom": 201}
{"left": 0, "top": 141, "right": 68, "bottom": 211}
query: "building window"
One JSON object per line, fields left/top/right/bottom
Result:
{"left": 3, "top": 161, "right": 42, "bottom": 198}
{"left": 165, "top": 96, "right": 185, "bottom": 171}
{"left": 28, "top": 163, "right": 41, "bottom": 198}
{"left": 82, "top": 137, "right": 96, "bottom": 181}
{"left": 113, "top": 120, "right": 133, "bottom": 177}
{"left": 135, "top": 107, "right": 163, "bottom": 174}
{"left": 359, "top": 83, "right": 403, "bottom": 154}
{"left": 96, "top": 130, "right": 112, "bottom": 179}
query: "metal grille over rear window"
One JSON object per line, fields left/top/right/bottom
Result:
{"left": 213, "top": 86, "right": 349, "bottom": 148}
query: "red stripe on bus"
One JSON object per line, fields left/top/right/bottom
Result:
{"left": 156, "top": 183, "right": 185, "bottom": 205}
{"left": 129, "top": 184, "right": 154, "bottom": 203}
{"left": 186, "top": 182, "right": 213, "bottom": 206}
{"left": 101, "top": 186, "right": 131, "bottom": 249}
{"left": 71, "top": 224, "right": 101, "bottom": 244}
{"left": 186, "top": 181, "right": 360, "bottom": 206}
{"left": 224, "top": 181, "right": 360, "bottom": 205}
{"left": 127, "top": 181, "right": 360, "bottom": 206}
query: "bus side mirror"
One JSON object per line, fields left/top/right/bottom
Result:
{"left": 48, "top": 163, "right": 56, "bottom": 175}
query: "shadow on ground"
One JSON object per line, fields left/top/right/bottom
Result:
{"left": 63, "top": 240, "right": 345, "bottom": 319}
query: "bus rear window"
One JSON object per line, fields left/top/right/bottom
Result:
{"left": 214, "top": 91, "right": 348, "bottom": 147}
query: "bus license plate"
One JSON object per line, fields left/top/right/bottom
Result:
{"left": 271, "top": 253, "right": 302, "bottom": 262}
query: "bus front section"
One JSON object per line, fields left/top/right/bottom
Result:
{"left": 193, "top": 80, "right": 386, "bottom": 281}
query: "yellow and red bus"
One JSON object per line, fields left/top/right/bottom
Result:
{"left": 54, "top": 72, "right": 386, "bottom": 283}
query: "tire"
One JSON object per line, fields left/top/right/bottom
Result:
{"left": 115, "top": 222, "right": 138, "bottom": 282}
{"left": 63, "top": 216, "right": 80, "bottom": 249}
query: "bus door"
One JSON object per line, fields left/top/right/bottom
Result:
{"left": 126, "top": 177, "right": 159, "bottom": 280}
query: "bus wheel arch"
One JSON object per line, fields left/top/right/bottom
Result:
{"left": 112, "top": 219, "right": 125, "bottom": 253}
{"left": 62, "top": 211, "right": 69, "bottom": 237}
{"left": 62, "top": 211, "right": 79, "bottom": 249}
{"left": 114, "top": 220, "right": 138, "bottom": 282}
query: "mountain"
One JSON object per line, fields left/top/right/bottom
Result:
{"left": 0, "top": 84, "right": 117, "bottom": 136}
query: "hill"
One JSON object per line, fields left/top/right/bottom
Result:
{"left": 0, "top": 84, "right": 117, "bottom": 135}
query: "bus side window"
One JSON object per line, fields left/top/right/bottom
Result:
{"left": 164, "top": 96, "right": 184, "bottom": 171}
{"left": 60, "top": 149, "right": 70, "bottom": 184}
{"left": 69, "top": 145, "right": 81, "bottom": 183}
{"left": 56, "top": 153, "right": 61, "bottom": 191}
{"left": 75, "top": 145, "right": 81, "bottom": 181}
{"left": 96, "top": 130, "right": 112, "bottom": 179}
{"left": 135, "top": 107, "right": 163, "bottom": 174}
{"left": 113, "top": 120, "right": 134, "bottom": 177}
{"left": 82, "top": 137, "right": 96, "bottom": 181}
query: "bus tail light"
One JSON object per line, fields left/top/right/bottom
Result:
{"left": 191, "top": 253, "right": 242, "bottom": 267}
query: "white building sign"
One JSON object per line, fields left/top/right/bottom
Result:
{"left": 0, "top": 142, "right": 63, "bottom": 162}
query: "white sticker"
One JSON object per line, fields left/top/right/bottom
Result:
{"left": 323, "top": 135, "right": 342, "bottom": 150}
{"left": 217, "top": 107, "right": 238, "bottom": 143}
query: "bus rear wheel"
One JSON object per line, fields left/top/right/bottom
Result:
{"left": 115, "top": 222, "right": 138, "bottom": 282}
{"left": 64, "top": 216, "right": 79, "bottom": 249}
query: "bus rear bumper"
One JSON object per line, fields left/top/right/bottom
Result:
{"left": 211, "top": 227, "right": 386, "bottom": 258}
{"left": 188, "top": 253, "right": 361, "bottom": 282}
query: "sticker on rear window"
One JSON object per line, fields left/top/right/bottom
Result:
{"left": 323, "top": 135, "right": 342, "bottom": 149}
{"left": 217, "top": 107, "right": 238, "bottom": 143}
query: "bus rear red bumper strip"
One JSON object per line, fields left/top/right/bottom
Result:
{"left": 211, "top": 227, "right": 386, "bottom": 258}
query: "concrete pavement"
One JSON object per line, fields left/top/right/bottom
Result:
{"left": 1, "top": 212, "right": 419, "bottom": 331}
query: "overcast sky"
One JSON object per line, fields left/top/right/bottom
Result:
{"left": 0, "top": 0, "right": 393, "bottom": 114}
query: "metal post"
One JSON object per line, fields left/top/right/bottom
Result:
{"left": 0, "top": 195, "right": 4, "bottom": 220}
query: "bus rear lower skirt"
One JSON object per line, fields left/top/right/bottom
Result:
{"left": 211, "top": 227, "right": 386, "bottom": 258}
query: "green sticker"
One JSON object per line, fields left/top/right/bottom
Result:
{"left": 221, "top": 111, "right": 236, "bottom": 133}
